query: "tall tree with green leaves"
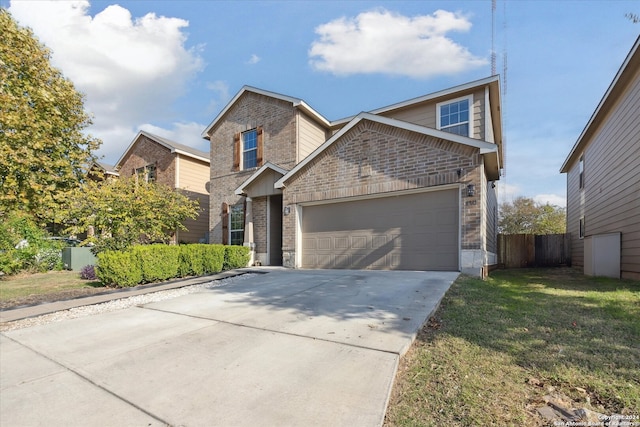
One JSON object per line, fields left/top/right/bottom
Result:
{"left": 498, "top": 196, "right": 566, "bottom": 235}
{"left": 60, "top": 178, "right": 200, "bottom": 253}
{"left": 0, "top": 9, "right": 101, "bottom": 223}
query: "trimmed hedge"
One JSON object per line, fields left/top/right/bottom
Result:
{"left": 96, "top": 244, "right": 249, "bottom": 287}
{"left": 224, "top": 245, "right": 251, "bottom": 271}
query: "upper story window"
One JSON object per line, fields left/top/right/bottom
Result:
{"left": 436, "top": 95, "right": 473, "bottom": 137}
{"left": 233, "top": 127, "right": 263, "bottom": 171}
{"left": 135, "top": 164, "right": 156, "bottom": 183}
{"left": 579, "top": 155, "right": 584, "bottom": 189}
{"left": 243, "top": 129, "right": 258, "bottom": 169}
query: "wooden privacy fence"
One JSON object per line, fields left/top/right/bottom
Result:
{"left": 497, "top": 233, "right": 571, "bottom": 268}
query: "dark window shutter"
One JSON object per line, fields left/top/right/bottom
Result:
{"left": 221, "top": 202, "right": 229, "bottom": 245}
{"left": 233, "top": 133, "right": 241, "bottom": 171}
{"left": 256, "top": 126, "right": 264, "bottom": 167}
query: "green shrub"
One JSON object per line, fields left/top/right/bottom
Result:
{"left": 134, "top": 245, "right": 180, "bottom": 283}
{"left": 96, "top": 250, "right": 142, "bottom": 287}
{"left": 224, "top": 245, "right": 250, "bottom": 270}
{"left": 95, "top": 244, "right": 247, "bottom": 287}
{"left": 203, "top": 245, "right": 225, "bottom": 273}
{"left": 178, "top": 244, "right": 205, "bottom": 277}
{"left": 178, "top": 244, "right": 225, "bottom": 276}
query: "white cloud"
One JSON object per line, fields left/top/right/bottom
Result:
{"left": 533, "top": 194, "right": 566, "bottom": 208}
{"left": 497, "top": 182, "right": 521, "bottom": 205}
{"left": 246, "top": 54, "right": 261, "bottom": 65}
{"left": 205, "top": 80, "right": 231, "bottom": 115}
{"left": 497, "top": 182, "right": 566, "bottom": 208}
{"left": 309, "top": 8, "right": 487, "bottom": 78}
{"left": 9, "top": 0, "right": 204, "bottom": 162}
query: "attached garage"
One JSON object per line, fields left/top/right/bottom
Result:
{"left": 301, "top": 189, "right": 459, "bottom": 271}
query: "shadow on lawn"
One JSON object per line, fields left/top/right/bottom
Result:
{"left": 427, "top": 267, "right": 640, "bottom": 411}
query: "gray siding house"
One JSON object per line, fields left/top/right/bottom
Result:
{"left": 204, "top": 76, "right": 503, "bottom": 276}
{"left": 560, "top": 36, "right": 640, "bottom": 280}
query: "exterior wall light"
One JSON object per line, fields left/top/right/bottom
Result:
{"left": 283, "top": 206, "right": 291, "bottom": 215}
{"left": 467, "top": 184, "right": 475, "bottom": 197}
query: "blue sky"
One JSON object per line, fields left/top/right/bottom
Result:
{"left": 5, "top": 0, "right": 640, "bottom": 207}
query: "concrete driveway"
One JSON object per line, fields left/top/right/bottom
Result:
{"left": 1, "top": 269, "right": 458, "bottom": 427}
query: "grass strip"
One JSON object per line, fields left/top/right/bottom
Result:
{"left": 385, "top": 268, "right": 640, "bottom": 426}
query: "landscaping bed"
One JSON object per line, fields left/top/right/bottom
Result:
{"left": 384, "top": 268, "right": 640, "bottom": 426}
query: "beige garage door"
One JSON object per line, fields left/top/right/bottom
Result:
{"left": 301, "top": 189, "right": 459, "bottom": 270}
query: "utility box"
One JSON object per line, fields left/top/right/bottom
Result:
{"left": 584, "top": 232, "right": 621, "bottom": 279}
{"left": 62, "top": 247, "right": 97, "bottom": 271}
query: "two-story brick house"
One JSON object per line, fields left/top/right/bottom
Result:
{"left": 204, "top": 76, "right": 503, "bottom": 276}
{"left": 115, "top": 130, "right": 211, "bottom": 244}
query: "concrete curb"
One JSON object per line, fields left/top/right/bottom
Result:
{"left": 0, "top": 267, "right": 279, "bottom": 324}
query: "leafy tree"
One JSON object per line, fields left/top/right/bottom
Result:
{"left": 498, "top": 196, "right": 566, "bottom": 235}
{"left": 0, "top": 10, "right": 101, "bottom": 223}
{"left": 59, "top": 178, "right": 200, "bottom": 253}
{"left": 0, "top": 210, "right": 64, "bottom": 274}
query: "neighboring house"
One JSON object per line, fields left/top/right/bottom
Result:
{"left": 204, "top": 76, "right": 503, "bottom": 276}
{"left": 89, "top": 161, "right": 119, "bottom": 182}
{"left": 560, "top": 36, "right": 640, "bottom": 280}
{"left": 114, "top": 131, "right": 211, "bottom": 244}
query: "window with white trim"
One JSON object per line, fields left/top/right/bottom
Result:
{"left": 135, "top": 164, "right": 156, "bottom": 183}
{"left": 229, "top": 204, "right": 244, "bottom": 245}
{"left": 436, "top": 95, "right": 473, "bottom": 137}
{"left": 579, "top": 216, "right": 585, "bottom": 239}
{"left": 242, "top": 129, "right": 258, "bottom": 169}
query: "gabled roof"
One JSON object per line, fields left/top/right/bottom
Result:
{"left": 201, "top": 86, "right": 331, "bottom": 139}
{"left": 234, "top": 162, "right": 289, "bottom": 196}
{"left": 115, "top": 130, "right": 210, "bottom": 169}
{"left": 332, "top": 75, "right": 501, "bottom": 124}
{"left": 275, "top": 112, "right": 500, "bottom": 188}
{"left": 93, "top": 161, "right": 119, "bottom": 176}
{"left": 330, "top": 75, "right": 503, "bottom": 167}
{"left": 561, "top": 35, "right": 640, "bottom": 173}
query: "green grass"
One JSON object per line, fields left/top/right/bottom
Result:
{"left": 384, "top": 268, "right": 640, "bottom": 427}
{"left": 0, "top": 270, "right": 104, "bottom": 302}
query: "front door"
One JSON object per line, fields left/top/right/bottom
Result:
{"left": 269, "top": 195, "right": 283, "bottom": 266}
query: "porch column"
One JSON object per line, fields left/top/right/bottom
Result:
{"left": 243, "top": 197, "right": 255, "bottom": 266}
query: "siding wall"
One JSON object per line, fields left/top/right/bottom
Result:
{"left": 566, "top": 163, "right": 584, "bottom": 269}
{"left": 378, "top": 89, "right": 486, "bottom": 140}
{"left": 566, "top": 66, "right": 640, "bottom": 279}
{"left": 176, "top": 155, "right": 210, "bottom": 243}
{"left": 298, "top": 111, "right": 329, "bottom": 161}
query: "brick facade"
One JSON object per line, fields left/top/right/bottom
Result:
{"left": 280, "top": 119, "right": 484, "bottom": 265}
{"left": 208, "top": 92, "right": 298, "bottom": 244}
{"left": 206, "top": 81, "right": 502, "bottom": 275}
{"left": 118, "top": 135, "right": 175, "bottom": 187}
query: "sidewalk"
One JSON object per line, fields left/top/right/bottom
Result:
{"left": 0, "top": 267, "right": 276, "bottom": 324}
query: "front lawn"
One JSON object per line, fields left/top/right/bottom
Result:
{"left": 0, "top": 270, "right": 105, "bottom": 309}
{"left": 385, "top": 268, "right": 640, "bottom": 426}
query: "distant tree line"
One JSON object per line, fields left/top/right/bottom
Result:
{"left": 498, "top": 197, "right": 566, "bottom": 235}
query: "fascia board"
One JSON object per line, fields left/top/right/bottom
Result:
{"left": 368, "top": 75, "right": 500, "bottom": 115}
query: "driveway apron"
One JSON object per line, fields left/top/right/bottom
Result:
{"left": 1, "top": 269, "right": 457, "bottom": 427}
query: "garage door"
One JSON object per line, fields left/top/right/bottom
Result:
{"left": 301, "top": 189, "right": 459, "bottom": 270}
